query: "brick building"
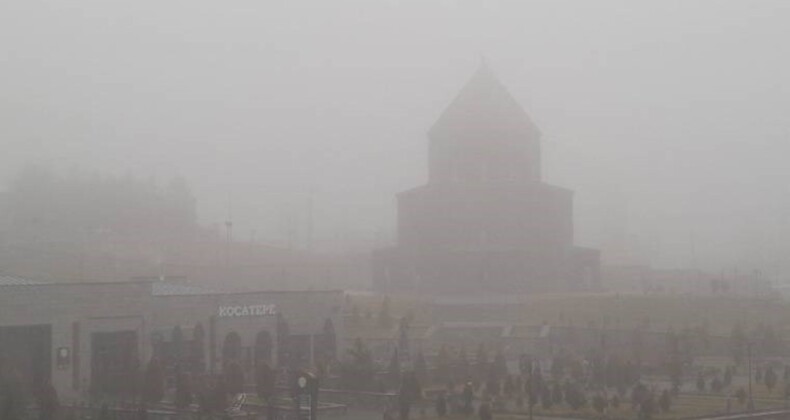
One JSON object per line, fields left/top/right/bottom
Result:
{"left": 374, "top": 64, "right": 600, "bottom": 294}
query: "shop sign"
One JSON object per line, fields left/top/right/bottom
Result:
{"left": 218, "top": 304, "right": 277, "bottom": 318}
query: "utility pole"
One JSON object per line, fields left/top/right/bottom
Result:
{"left": 601, "top": 322, "right": 609, "bottom": 394}
{"left": 748, "top": 341, "right": 755, "bottom": 411}
{"left": 225, "top": 219, "right": 233, "bottom": 267}
{"left": 529, "top": 360, "right": 535, "bottom": 420}
{"left": 225, "top": 193, "right": 233, "bottom": 268}
{"left": 306, "top": 187, "right": 314, "bottom": 252}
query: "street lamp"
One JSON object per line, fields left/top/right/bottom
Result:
{"left": 529, "top": 360, "right": 535, "bottom": 420}
{"left": 747, "top": 341, "right": 755, "bottom": 411}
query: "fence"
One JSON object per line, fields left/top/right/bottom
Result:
{"left": 58, "top": 404, "right": 260, "bottom": 420}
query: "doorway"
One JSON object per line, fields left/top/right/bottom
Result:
{"left": 0, "top": 324, "right": 52, "bottom": 393}
{"left": 90, "top": 330, "right": 139, "bottom": 396}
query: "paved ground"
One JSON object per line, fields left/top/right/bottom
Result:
{"left": 323, "top": 408, "right": 380, "bottom": 419}
{"left": 324, "top": 408, "right": 577, "bottom": 420}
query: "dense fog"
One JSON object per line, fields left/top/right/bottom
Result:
{"left": 4, "top": 3, "right": 790, "bottom": 420}
{"left": 1, "top": 0, "right": 789, "bottom": 274}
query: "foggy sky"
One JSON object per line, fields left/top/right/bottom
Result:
{"left": 1, "top": 1, "right": 788, "bottom": 275}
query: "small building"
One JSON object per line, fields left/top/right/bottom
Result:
{"left": 0, "top": 276, "right": 343, "bottom": 401}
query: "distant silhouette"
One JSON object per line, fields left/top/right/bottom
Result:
{"left": 374, "top": 63, "right": 600, "bottom": 295}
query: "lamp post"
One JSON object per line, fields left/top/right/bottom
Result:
{"left": 748, "top": 341, "right": 755, "bottom": 411}
{"left": 529, "top": 360, "right": 534, "bottom": 420}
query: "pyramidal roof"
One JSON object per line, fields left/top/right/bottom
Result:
{"left": 428, "top": 62, "right": 540, "bottom": 140}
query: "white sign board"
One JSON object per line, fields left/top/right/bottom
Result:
{"left": 218, "top": 304, "right": 277, "bottom": 318}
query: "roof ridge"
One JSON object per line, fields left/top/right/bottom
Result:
{"left": 427, "top": 62, "right": 539, "bottom": 139}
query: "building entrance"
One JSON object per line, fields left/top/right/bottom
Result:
{"left": 91, "top": 331, "right": 138, "bottom": 395}
{"left": 0, "top": 325, "right": 52, "bottom": 392}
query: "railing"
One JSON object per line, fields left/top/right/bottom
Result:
{"left": 695, "top": 409, "right": 790, "bottom": 420}
{"left": 58, "top": 403, "right": 260, "bottom": 420}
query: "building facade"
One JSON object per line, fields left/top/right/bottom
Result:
{"left": 0, "top": 278, "right": 343, "bottom": 401}
{"left": 374, "top": 64, "right": 600, "bottom": 294}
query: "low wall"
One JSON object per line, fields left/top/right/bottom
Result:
{"left": 59, "top": 404, "right": 259, "bottom": 420}
{"left": 696, "top": 409, "right": 790, "bottom": 420}
{"left": 318, "top": 388, "right": 397, "bottom": 410}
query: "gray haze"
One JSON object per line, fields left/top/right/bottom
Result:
{"left": 1, "top": 1, "right": 788, "bottom": 275}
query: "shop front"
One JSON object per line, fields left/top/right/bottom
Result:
{"left": 0, "top": 280, "right": 344, "bottom": 402}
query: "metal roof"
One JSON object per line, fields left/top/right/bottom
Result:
{"left": 150, "top": 281, "right": 216, "bottom": 296}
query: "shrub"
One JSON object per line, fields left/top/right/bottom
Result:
{"left": 255, "top": 362, "right": 275, "bottom": 401}
{"left": 225, "top": 361, "right": 244, "bottom": 395}
{"left": 143, "top": 358, "right": 165, "bottom": 404}
{"left": 174, "top": 370, "right": 193, "bottom": 409}
{"left": 592, "top": 394, "right": 607, "bottom": 415}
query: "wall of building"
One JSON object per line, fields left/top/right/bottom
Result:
{"left": 0, "top": 282, "right": 152, "bottom": 401}
{"left": 0, "top": 282, "right": 344, "bottom": 402}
